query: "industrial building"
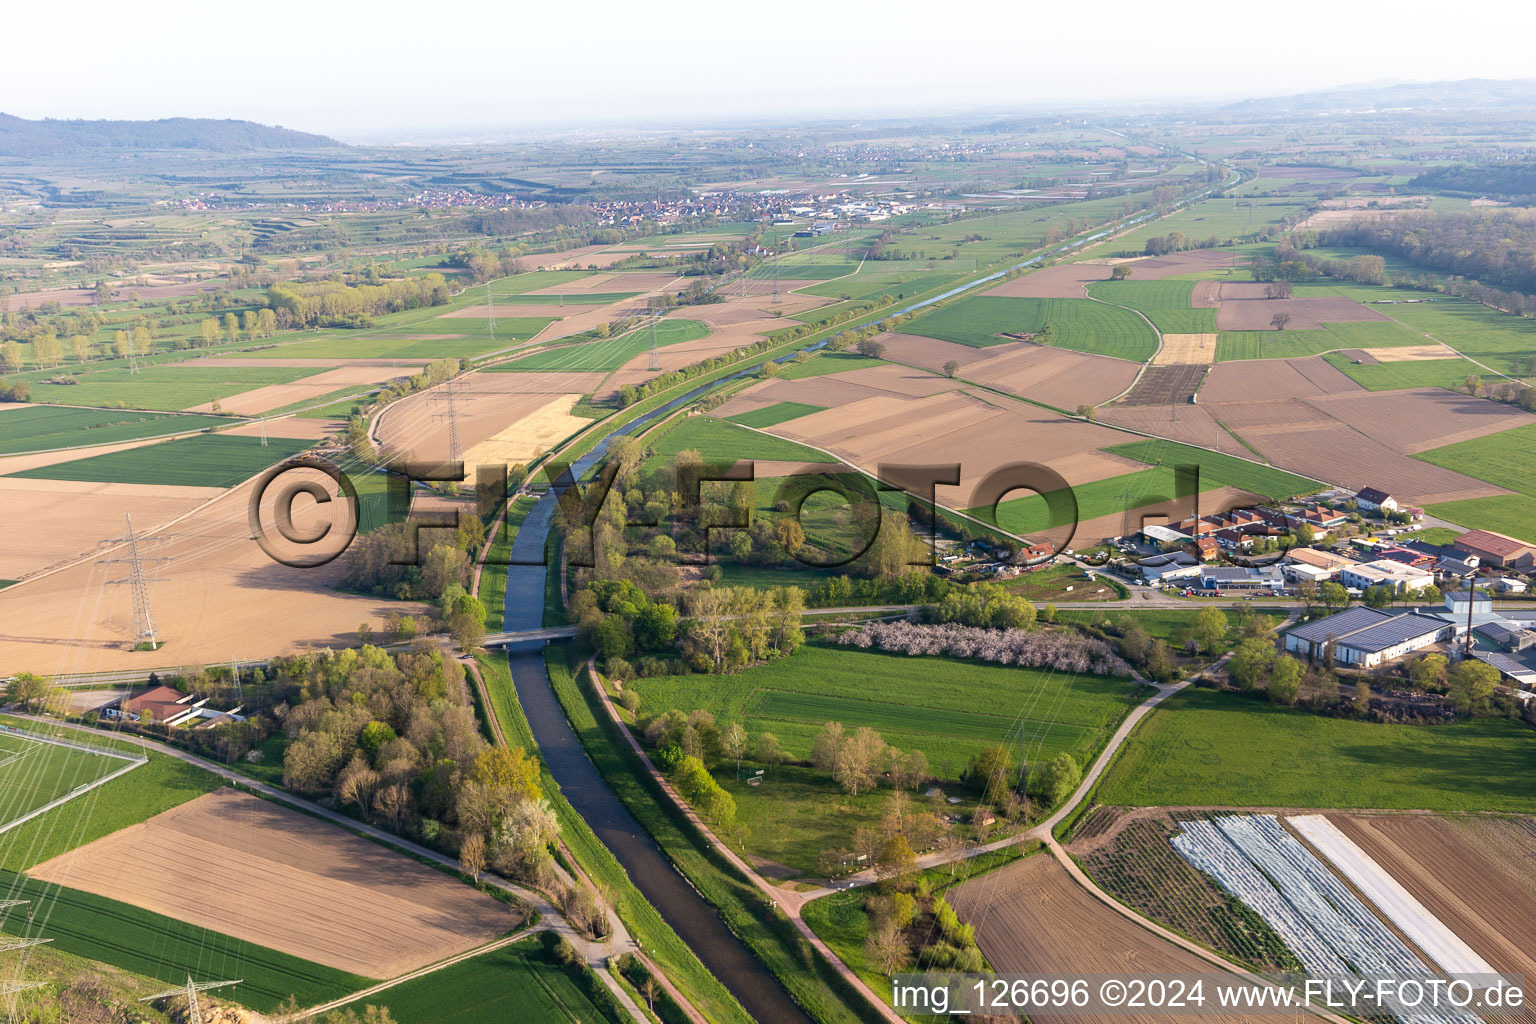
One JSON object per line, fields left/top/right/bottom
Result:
{"left": 1339, "top": 559, "right": 1436, "bottom": 593}
{"left": 1282, "top": 607, "right": 1453, "bottom": 668}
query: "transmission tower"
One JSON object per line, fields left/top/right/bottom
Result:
{"left": 430, "top": 378, "right": 464, "bottom": 464}
{"left": 484, "top": 281, "right": 496, "bottom": 343}
{"left": 139, "top": 976, "right": 242, "bottom": 1024}
{"left": 99, "top": 512, "right": 170, "bottom": 651}
{"left": 229, "top": 656, "right": 243, "bottom": 701}
{"left": 648, "top": 317, "right": 662, "bottom": 372}
{"left": 257, "top": 418, "right": 268, "bottom": 448}
{"left": 0, "top": 939, "right": 48, "bottom": 954}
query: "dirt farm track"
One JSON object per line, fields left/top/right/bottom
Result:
{"left": 28, "top": 789, "right": 522, "bottom": 978}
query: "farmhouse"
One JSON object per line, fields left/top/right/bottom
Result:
{"left": 1339, "top": 559, "right": 1436, "bottom": 593}
{"left": 1283, "top": 607, "right": 1452, "bottom": 668}
{"left": 1355, "top": 487, "right": 1398, "bottom": 513}
{"left": 1453, "top": 529, "right": 1536, "bottom": 570}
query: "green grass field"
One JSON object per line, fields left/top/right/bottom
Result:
{"left": 1214, "top": 319, "right": 1430, "bottom": 362}
{"left": 775, "top": 351, "right": 887, "bottom": 380}
{"left": 1321, "top": 353, "right": 1483, "bottom": 391}
{"left": 358, "top": 936, "right": 615, "bottom": 1024}
{"left": 1088, "top": 197, "right": 1312, "bottom": 255}
{"left": 0, "top": 869, "right": 370, "bottom": 1011}
{"left": 492, "top": 292, "right": 638, "bottom": 305}
{"left": 25, "top": 365, "right": 320, "bottom": 411}
{"left": 724, "top": 402, "right": 826, "bottom": 428}
{"left": 487, "top": 319, "right": 709, "bottom": 373}
{"left": 491, "top": 270, "right": 596, "bottom": 295}
{"left": 6, "top": 433, "right": 311, "bottom": 488}
{"left": 1096, "top": 688, "right": 1536, "bottom": 813}
{"left": 626, "top": 644, "right": 1148, "bottom": 780}
{"left": 979, "top": 443, "right": 1318, "bottom": 535}
{"left": 0, "top": 730, "right": 135, "bottom": 828}
{"left": 0, "top": 407, "right": 235, "bottom": 454}
{"left": 646, "top": 416, "right": 828, "bottom": 465}
{"left": 1369, "top": 297, "right": 1536, "bottom": 377}
{"left": 1107, "top": 441, "right": 1321, "bottom": 499}
{"left": 1085, "top": 280, "right": 1217, "bottom": 335}
{"left": 801, "top": 268, "right": 966, "bottom": 303}
{"left": 904, "top": 296, "right": 1158, "bottom": 360}
{"left": 1416, "top": 421, "right": 1536, "bottom": 541}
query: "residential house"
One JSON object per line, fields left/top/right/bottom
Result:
{"left": 1355, "top": 487, "right": 1399, "bottom": 513}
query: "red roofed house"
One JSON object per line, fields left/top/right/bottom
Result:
{"left": 108, "top": 685, "right": 209, "bottom": 726}
{"left": 1454, "top": 529, "right": 1536, "bottom": 570}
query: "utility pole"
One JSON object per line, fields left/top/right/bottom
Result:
{"left": 431, "top": 377, "right": 463, "bottom": 464}
{"left": 99, "top": 513, "right": 169, "bottom": 651}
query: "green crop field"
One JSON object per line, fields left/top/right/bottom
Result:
{"left": 1214, "top": 319, "right": 1429, "bottom": 361}
{"left": 1088, "top": 197, "right": 1312, "bottom": 256}
{"left": 487, "top": 319, "right": 709, "bottom": 373}
{"left": 492, "top": 291, "right": 638, "bottom": 305}
{"left": 0, "top": 730, "right": 136, "bottom": 828}
{"left": 1107, "top": 441, "right": 1321, "bottom": 498}
{"left": 626, "top": 644, "right": 1148, "bottom": 779}
{"left": 25, "top": 365, "right": 321, "bottom": 411}
{"left": 801, "top": 268, "right": 966, "bottom": 302}
{"left": 491, "top": 269, "right": 596, "bottom": 295}
{"left": 1416, "top": 422, "right": 1536, "bottom": 541}
{"left": 1364, "top": 297, "right": 1536, "bottom": 377}
{"left": 903, "top": 295, "right": 1158, "bottom": 360}
{"left": 6, "top": 433, "right": 311, "bottom": 488}
{"left": 1321, "top": 353, "right": 1483, "bottom": 390}
{"left": 230, "top": 320, "right": 553, "bottom": 361}
{"left": 979, "top": 443, "right": 1318, "bottom": 536}
{"left": 1085, "top": 280, "right": 1217, "bottom": 335}
{"left": 745, "top": 261, "right": 859, "bottom": 281}
{"left": 724, "top": 401, "right": 826, "bottom": 428}
{"left": 1096, "top": 688, "right": 1536, "bottom": 813}
{"left": 0, "top": 407, "right": 235, "bottom": 454}
{"left": 358, "top": 936, "right": 614, "bottom": 1024}
{"left": 774, "top": 351, "right": 887, "bottom": 380}
{"left": 0, "top": 870, "right": 369, "bottom": 1011}
{"left": 646, "top": 416, "right": 827, "bottom": 465}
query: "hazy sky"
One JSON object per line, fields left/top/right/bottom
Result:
{"left": 6, "top": 0, "right": 1535, "bottom": 141}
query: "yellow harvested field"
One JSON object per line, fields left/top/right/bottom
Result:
{"left": 1364, "top": 343, "right": 1461, "bottom": 362}
{"left": 461, "top": 393, "right": 591, "bottom": 467}
{"left": 0, "top": 478, "right": 222, "bottom": 579}
{"left": 182, "top": 364, "right": 420, "bottom": 416}
{"left": 1153, "top": 333, "right": 1217, "bottom": 365}
{"left": 28, "top": 789, "right": 522, "bottom": 978}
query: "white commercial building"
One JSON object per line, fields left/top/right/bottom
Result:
{"left": 1339, "top": 559, "right": 1435, "bottom": 593}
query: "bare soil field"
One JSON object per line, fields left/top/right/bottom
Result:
{"left": 1153, "top": 334, "right": 1217, "bottom": 365}
{"left": 0, "top": 477, "right": 222, "bottom": 579}
{"left": 1096, "top": 405, "right": 1253, "bottom": 458}
{"left": 168, "top": 358, "right": 426, "bottom": 370}
{"left": 438, "top": 302, "right": 606, "bottom": 317}
{"left": 376, "top": 370, "right": 608, "bottom": 464}
{"left": 952, "top": 853, "right": 1270, "bottom": 1024}
{"left": 183, "top": 364, "right": 422, "bottom": 416}
{"left": 222, "top": 417, "right": 346, "bottom": 440}
{"left": 1328, "top": 813, "right": 1536, "bottom": 1009}
{"left": 1216, "top": 296, "right": 1389, "bottom": 332}
{"left": 1, "top": 278, "right": 224, "bottom": 310}
{"left": 1119, "top": 365, "right": 1207, "bottom": 406}
{"left": 1126, "top": 250, "right": 1244, "bottom": 279}
{"left": 773, "top": 390, "right": 1137, "bottom": 507}
{"left": 730, "top": 278, "right": 823, "bottom": 297}
{"left": 1363, "top": 343, "right": 1461, "bottom": 362}
{"left": 29, "top": 789, "right": 522, "bottom": 978}
{"left": 0, "top": 465, "right": 429, "bottom": 675}
{"left": 1339, "top": 349, "right": 1381, "bottom": 364}
{"left": 1307, "top": 388, "right": 1536, "bottom": 453}
{"left": 987, "top": 263, "right": 1112, "bottom": 298}
{"left": 1200, "top": 357, "right": 1363, "bottom": 403}
{"left": 880, "top": 333, "right": 1140, "bottom": 409}
{"left": 460, "top": 393, "right": 591, "bottom": 468}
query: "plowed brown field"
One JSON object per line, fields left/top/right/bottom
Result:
{"left": 986, "top": 263, "right": 1112, "bottom": 298}
{"left": 28, "top": 789, "right": 522, "bottom": 978}
{"left": 880, "top": 333, "right": 1139, "bottom": 408}
{"left": 951, "top": 853, "right": 1269, "bottom": 1024}
{"left": 1216, "top": 296, "right": 1388, "bottom": 331}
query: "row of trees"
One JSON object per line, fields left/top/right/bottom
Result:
{"left": 265, "top": 273, "right": 452, "bottom": 328}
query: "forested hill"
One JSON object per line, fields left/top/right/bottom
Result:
{"left": 1410, "top": 163, "right": 1536, "bottom": 202}
{"left": 0, "top": 114, "right": 341, "bottom": 156}
{"left": 1224, "top": 78, "right": 1536, "bottom": 115}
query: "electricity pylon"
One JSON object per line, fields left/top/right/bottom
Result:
{"left": 257, "top": 418, "right": 268, "bottom": 447}
{"left": 430, "top": 377, "right": 464, "bottom": 464}
{"left": 0, "top": 939, "right": 48, "bottom": 954}
{"left": 139, "top": 975, "right": 242, "bottom": 1024}
{"left": 99, "top": 513, "right": 169, "bottom": 651}
{"left": 485, "top": 281, "right": 496, "bottom": 343}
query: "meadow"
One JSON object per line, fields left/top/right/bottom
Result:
{"left": 1214, "top": 319, "right": 1430, "bottom": 362}
{"left": 1106, "top": 440, "right": 1321, "bottom": 499}
{"left": 774, "top": 351, "right": 887, "bottom": 380}
{"left": 625, "top": 644, "right": 1148, "bottom": 780}
{"left": 1084, "top": 280, "right": 1217, "bottom": 334}
{"left": 1096, "top": 688, "right": 1536, "bottom": 813}
{"left": 647, "top": 416, "right": 827, "bottom": 465}
{"left": 25, "top": 364, "right": 321, "bottom": 411}
{"left": 1321, "top": 353, "right": 1482, "bottom": 391}
{"left": 1093, "top": 197, "right": 1313, "bottom": 255}
{"left": 0, "top": 869, "right": 370, "bottom": 1011}
{"left": 0, "top": 406, "right": 234, "bottom": 455}
{"left": 0, "top": 730, "right": 134, "bottom": 829}
{"left": 903, "top": 295, "right": 1158, "bottom": 361}
{"left": 228, "top": 319, "right": 552, "bottom": 362}
{"left": 725, "top": 401, "right": 826, "bottom": 428}
{"left": 891, "top": 195, "right": 1155, "bottom": 264}
{"left": 486, "top": 319, "right": 709, "bottom": 373}
{"left": 358, "top": 936, "right": 618, "bottom": 1024}
{"left": 7, "top": 433, "right": 311, "bottom": 488}
{"left": 800, "top": 266, "right": 968, "bottom": 303}
{"left": 1416, "top": 421, "right": 1536, "bottom": 540}
{"left": 1367, "top": 297, "right": 1536, "bottom": 377}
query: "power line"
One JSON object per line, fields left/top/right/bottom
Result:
{"left": 485, "top": 281, "right": 496, "bottom": 343}
{"left": 430, "top": 377, "right": 464, "bottom": 464}
{"left": 98, "top": 513, "right": 170, "bottom": 651}
{"left": 139, "top": 975, "right": 243, "bottom": 1024}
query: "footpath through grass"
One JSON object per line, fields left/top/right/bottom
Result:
{"left": 545, "top": 643, "right": 885, "bottom": 1024}
{"left": 1097, "top": 688, "right": 1536, "bottom": 813}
